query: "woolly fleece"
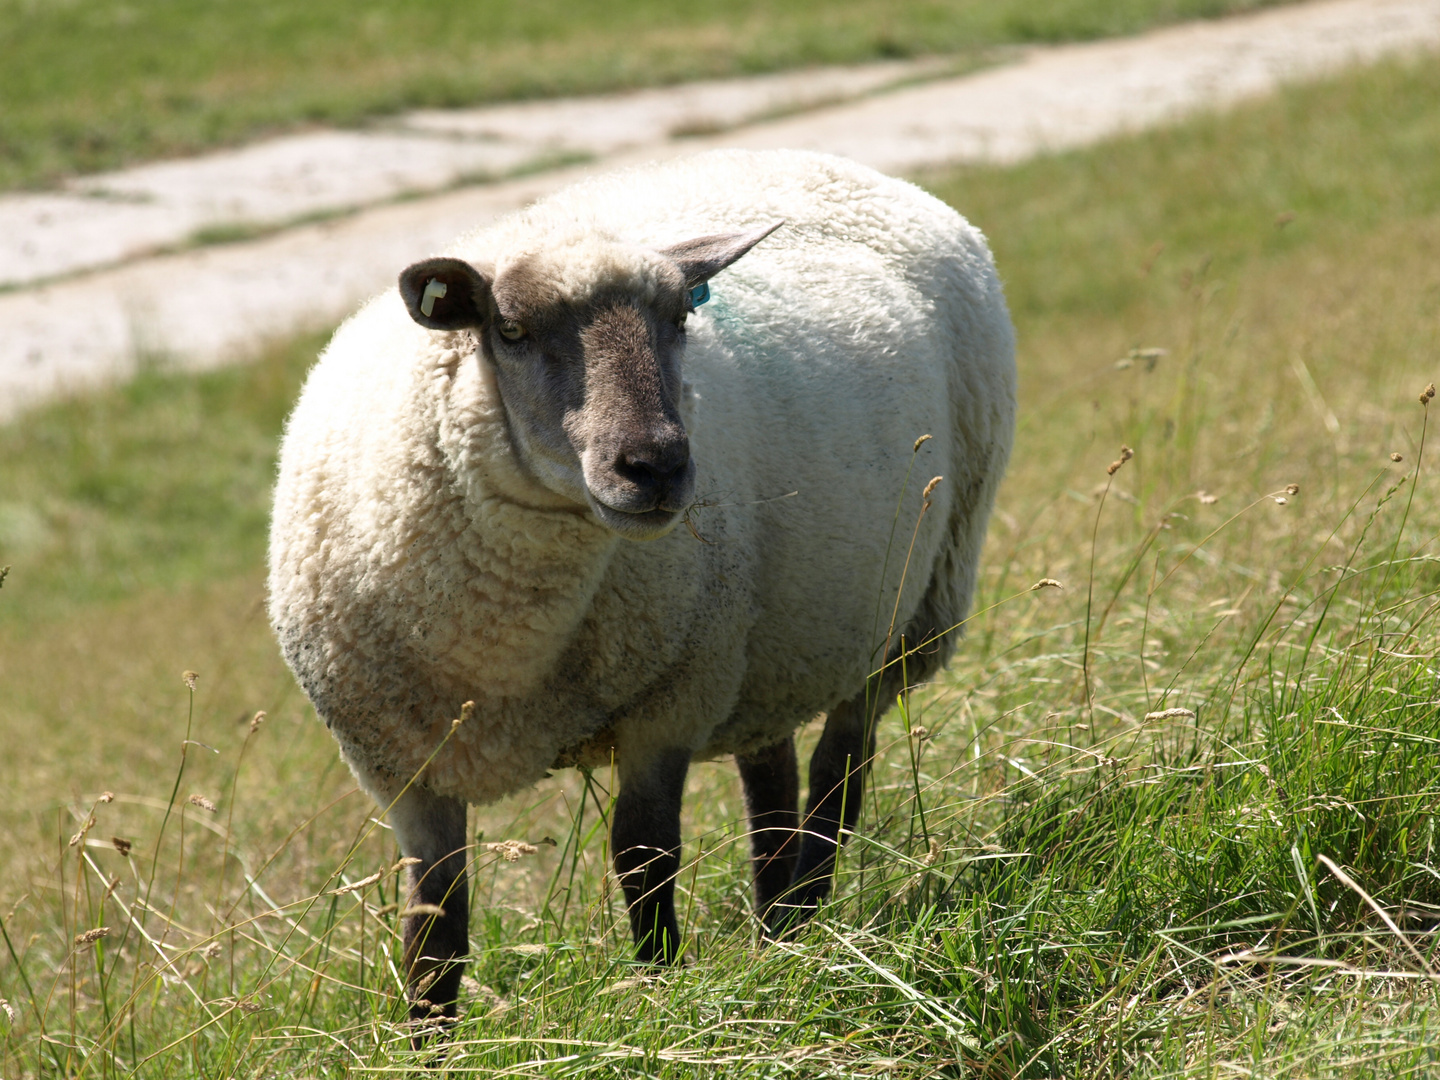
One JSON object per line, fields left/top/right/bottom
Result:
{"left": 268, "top": 148, "right": 1016, "bottom": 807}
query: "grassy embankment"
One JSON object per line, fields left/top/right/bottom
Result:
{"left": 3, "top": 52, "right": 1440, "bottom": 1078}
{"left": 0, "top": 0, "right": 1295, "bottom": 190}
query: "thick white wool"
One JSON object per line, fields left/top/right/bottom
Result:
{"left": 268, "top": 149, "right": 1016, "bottom": 806}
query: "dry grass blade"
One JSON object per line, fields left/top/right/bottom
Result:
{"left": 1317, "top": 855, "right": 1438, "bottom": 979}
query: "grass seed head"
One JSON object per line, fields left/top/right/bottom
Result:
{"left": 0, "top": 997, "right": 13, "bottom": 1023}
{"left": 1116, "top": 346, "right": 1168, "bottom": 371}
{"left": 330, "top": 870, "right": 383, "bottom": 896}
{"left": 1107, "top": 445, "right": 1134, "bottom": 475}
{"left": 922, "top": 475, "right": 943, "bottom": 501}
{"left": 68, "top": 814, "right": 95, "bottom": 846}
{"left": 1391, "top": 452, "right": 1404, "bottom": 462}
{"left": 1145, "top": 707, "right": 1197, "bottom": 722}
{"left": 400, "top": 903, "right": 447, "bottom": 919}
{"left": 1422, "top": 383, "right": 1436, "bottom": 405}
{"left": 1031, "top": 578, "right": 1064, "bottom": 590}
{"left": 182, "top": 670, "right": 199, "bottom": 691}
{"left": 187, "top": 793, "right": 217, "bottom": 813}
{"left": 486, "top": 839, "right": 539, "bottom": 862}
{"left": 1285, "top": 483, "right": 1300, "bottom": 495}
{"left": 111, "top": 836, "right": 131, "bottom": 856}
{"left": 74, "top": 926, "right": 110, "bottom": 945}
{"left": 1197, "top": 490, "right": 1218, "bottom": 504}
{"left": 220, "top": 996, "right": 264, "bottom": 1015}
{"left": 913, "top": 433, "right": 932, "bottom": 453}
{"left": 249, "top": 710, "right": 266, "bottom": 733}
{"left": 923, "top": 837, "right": 943, "bottom": 867}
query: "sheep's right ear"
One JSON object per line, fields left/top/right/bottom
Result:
{"left": 658, "top": 220, "right": 784, "bottom": 289}
{"left": 399, "top": 257, "right": 492, "bottom": 331}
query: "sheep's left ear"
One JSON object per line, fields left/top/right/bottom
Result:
{"left": 399, "top": 257, "right": 492, "bottom": 331}
{"left": 658, "top": 220, "right": 784, "bottom": 289}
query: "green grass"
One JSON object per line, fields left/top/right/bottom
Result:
{"left": 0, "top": 341, "right": 320, "bottom": 625}
{"left": 0, "top": 0, "right": 1294, "bottom": 191}
{"left": 4, "top": 50, "right": 1440, "bottom": 1078}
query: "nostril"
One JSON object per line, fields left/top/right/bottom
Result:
{"left": 615, "top": 437, "right": 690, "bottom": 488}
{"left": 617, "top": 452, "right": 683, "bottom": 487}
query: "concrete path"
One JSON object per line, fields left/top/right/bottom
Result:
{"left": 1, "top": 60, "right": 946, "bottom": 290}
{"left": 3, "top": 0, "right": 1437, "bottom": 419}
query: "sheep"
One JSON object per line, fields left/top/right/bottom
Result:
{"left": 267, "top": 147, "right": 1016, "bottom": 1026}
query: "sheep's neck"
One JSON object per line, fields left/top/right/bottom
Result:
{"left": 387, "top": 491, "right": 616, "bottom": 702}
{"left": 410, "top": 351, "right": 618, "bottom": 699}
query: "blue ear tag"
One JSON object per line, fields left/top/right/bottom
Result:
{"left": 689, "top": 281, "right": 710, "bottom": 307}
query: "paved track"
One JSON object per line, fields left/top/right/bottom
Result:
{"left": 3, "top": 0, "right": 1437, "bottom": 418}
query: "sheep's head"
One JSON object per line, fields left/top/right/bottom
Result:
{"left": 398, "top": 221, "right": 781, "bottom": 541}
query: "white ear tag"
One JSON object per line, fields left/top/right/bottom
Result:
{"left": 420, "top": 279, "right": 448, "bottom": 318}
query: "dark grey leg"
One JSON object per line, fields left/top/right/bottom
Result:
{"left": 611, "top": 747, "right": 691, "bottom": 965}
{"left": 734, "top": 737, "right": 799, "bottom": 932}
{"left": 778, "top": 693, "right": 879, "bottom": 927}
{"left": 387, "top": 786, "right": 470, "bottom": 1029}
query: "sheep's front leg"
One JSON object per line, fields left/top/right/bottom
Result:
{"left": 778, "top": 693, "right": 877, "bottom": 928}
{"left": 387, "top": 786, "right": 470, "bottom": 1026}
{"left": 735, "top": 737, "right": 799, "bottom": 933}
{"left": 612, "top": 746, "right": 691, "bottom": 964}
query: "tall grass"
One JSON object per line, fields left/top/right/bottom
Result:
{"left": 3, "top": 52, "right": 1440, "bottom": 1077}
{"left": 6, "top": 413, "right": 1438, "bottom": 1077}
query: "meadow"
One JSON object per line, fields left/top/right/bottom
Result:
{"left": 3, "top": 47, "right": 1440, "bottom": 1079}
{"left": 0, "top": 0, "right": 1292, "bottom": 190}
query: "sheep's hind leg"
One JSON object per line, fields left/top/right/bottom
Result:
{"left": 387, "top": 785, "right": 470, "bottom": 1032}
{"left": 612, "top": 746, "right": 691, "bottom": 965}
{"left": 774, "top": 692, "right": 878, "bottom": 931}
{"left": 734, "top": 736, "right": 799, "bottom": 935}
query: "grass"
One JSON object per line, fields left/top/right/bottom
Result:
{"left": 3, "top": 49, "right": 1440, "bottom": 1078}
{"left": 0, "top": 338, "right": 321, "bottom": 624}
{"left": 0, "top": 0, "right": 1297, "bottom": 191}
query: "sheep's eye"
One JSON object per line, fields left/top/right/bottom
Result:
{"left": 498, "top": 319, "right": 526, "bottom": 342}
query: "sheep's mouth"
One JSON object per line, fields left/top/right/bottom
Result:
{"left": 587, "top": 497, "right": 686, "bottom": 541}
{"left": 583, "top": 455, "right": 696, "bottom": 540}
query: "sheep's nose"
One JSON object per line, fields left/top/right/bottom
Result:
{"left": 615, "top": 435, "right": 690, "bottom": 491}
{"left": 587, "top": 424, "right": 695, "bottom": 521}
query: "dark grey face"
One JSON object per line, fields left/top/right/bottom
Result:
{"left": 397, "top": 222, "right": 781, "bottom": 541}
{"left": 488, "top": 267, "right": 696, "bottom": 540}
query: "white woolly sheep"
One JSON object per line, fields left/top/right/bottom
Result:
{"left": 268, "top": 147, "right": 1016, "bottom": 1026}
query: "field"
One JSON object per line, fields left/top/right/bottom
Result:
{"left": 3, "top": 46, "right": 1440, "bottom": 1079}
{"left": 0, "top": 0, "right": 1293, "bottom": 190}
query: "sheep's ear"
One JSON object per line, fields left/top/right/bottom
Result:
{"left": 399, "top": 257, "right": 492, "bottom": 330}
{"left": 658, "top": 220, "right": 784, "bottom": 288}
